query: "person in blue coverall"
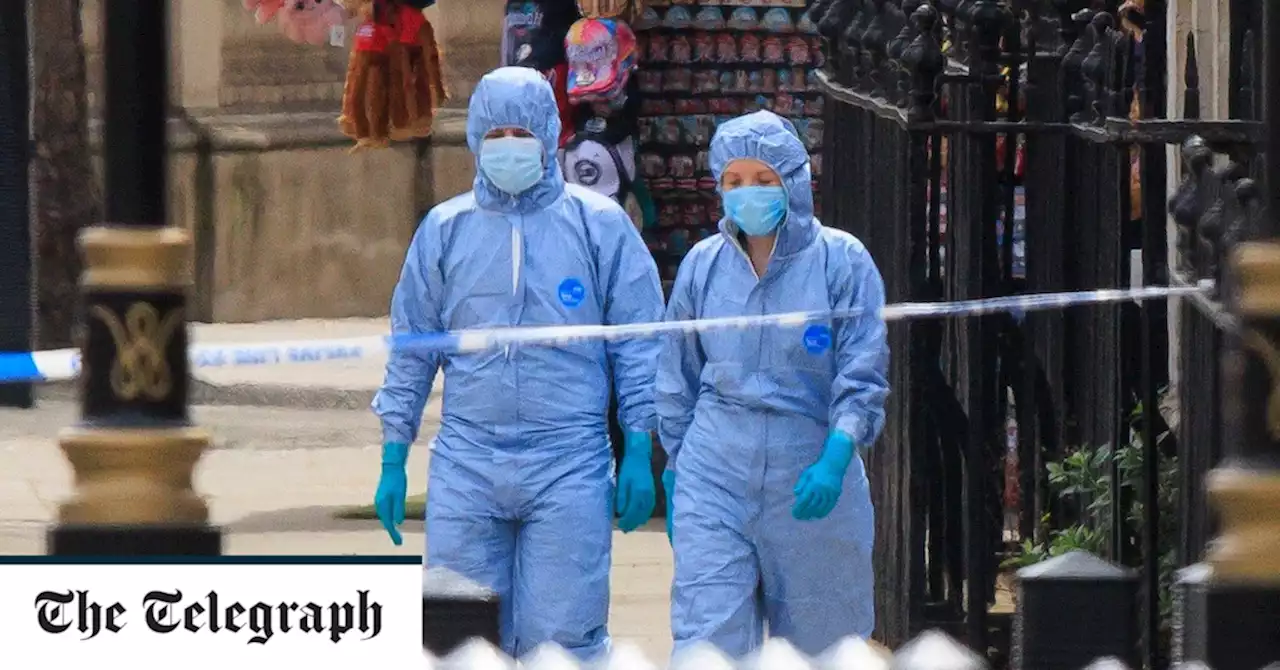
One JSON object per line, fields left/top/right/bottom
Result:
{"left": 371, "top": 66, "right": 665, "bottom": 660}
{"left": 657, "top": 110, "right": 890, "bottom": 658}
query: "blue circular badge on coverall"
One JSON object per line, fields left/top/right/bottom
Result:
{"left": 803, "top": 324, "right": 832, "bottom": 354}
{"left": 558, "top": 277, "right": 586, "bottom": 308}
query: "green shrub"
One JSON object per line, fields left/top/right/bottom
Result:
{"left": 1002, "top": 398, "right": 1180, "bottom": 629}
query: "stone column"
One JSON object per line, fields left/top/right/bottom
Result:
{"left": 431, "top": 0, "right": 505, "bottom": 104}
{"left": 169, "top": 0, "right": 224, "bottom": 111}
{"left": 1165, "top": 0, "right": 1230, "bottom": 390}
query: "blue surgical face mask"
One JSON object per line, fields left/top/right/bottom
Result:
{"left": 723, "top": 185, "right": 788, "bottom": 236}
{"left": 479, "top": 136, "right": 544, "bottom": 195}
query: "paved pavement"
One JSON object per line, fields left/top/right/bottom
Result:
{"left": 1, "top": 318, "right": 676, "bottom": 658}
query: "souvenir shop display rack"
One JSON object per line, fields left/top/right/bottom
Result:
{"left": 632, "top": 0, "right": 826, "bottom": 282}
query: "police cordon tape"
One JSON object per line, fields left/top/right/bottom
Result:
{"left": 0, "top": 282, "right": 1212, "bottom": 385}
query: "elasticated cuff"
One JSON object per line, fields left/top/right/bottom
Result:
{"left": 381, "top": 441, "right": 411, "bottom": 467}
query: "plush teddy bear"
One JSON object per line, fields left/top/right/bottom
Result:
{"left": 243, "top": 0, "right": 345, "bottom": 45}
{"left": 243, "top": 0, "right": 284, "bottom": 24}
{"left": 278, "top": 0, "right": 347, "bottom": 45}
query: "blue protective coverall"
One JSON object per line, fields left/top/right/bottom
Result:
{"left": 372, "top": 67, "right": 664, "bottom": 660}
{"left": 656, "top": 111, "right": 890, "bottom": 657}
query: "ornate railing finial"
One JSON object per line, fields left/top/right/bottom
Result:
{"left": 1167, "top": 137, "right": 1260, "bottom": 298}
{"left": 1049, "top": 0, "right": 1086, "bottom": 50}
{"left": 887, "top": 0, "right": 924, "bottom": 106}
{"left": 842, "top": 0, "right": 874, "bottom": 90}
{"left": 1062, "top": 7, "right": 1095, "bottom": 121}
{"left": 903, "top": 1, "right": 945, "bottom": 121}
{"left": 1169, "top": 136, "right": 1213, "bottom": 281}
{"left": 968, "top": 0, "right": 1012, "bottom": 105}
{"left": 1080, "top": 11, "right": 1115, "bottom": 124}
{"left": 806, "top": 0, "right": 837, "bottom": 33}
{"left": 818, "top": 0, "right": 853, "bottom": 41}
{"left": 864, "top": 0, "right": 894, "bottom": 97}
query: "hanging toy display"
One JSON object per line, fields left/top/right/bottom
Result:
{"left": 242, "top": 0, "right": 347, "bottom": 45}
{"left": 634, "top": 0, "right": 822, "bottom": 282}
{"left": 565, "top": 18, "right": 636, "bottom": 108}
{"left": 561, "top": 15, "right": 653, "bottom": 231}
{"left": 338, "top": 0, "right": 448, "bottom": 149}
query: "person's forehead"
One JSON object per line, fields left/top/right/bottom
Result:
{"left": 484, "top": 126, "right": 535, "bottom": 137}
{"left": 723, "top": 158, "right": 778, "bottom": 176}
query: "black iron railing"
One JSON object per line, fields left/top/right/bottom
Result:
{"left": 813, "top": 0, "right": 1272, "bottom": 667}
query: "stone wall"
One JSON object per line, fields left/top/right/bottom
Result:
{"left": 76, "top": 0, "right": 498, "bottom": 321}
{"left": 85, "top": 110, "right": 476, "bottom": 323}
{"left": 83, "top": 0, "right": 505, "bottom": 112}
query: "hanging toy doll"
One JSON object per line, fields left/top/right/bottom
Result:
{"left": 243, "top": 0, "right": 347, "bottom": 46}
{"left": 279, "top": 0, "right": 348, "bottom": 45}
{"left": 339, "top": 0, "right": 448, "bottom": 149}
{"left": 389, "top": 0, "right": 448, "bottom": 140}
{"left": 339, "top": 1, "right": 394, "bottom": 148}
{"left": 243, "top": 0, "right": 284, "bottom": 24}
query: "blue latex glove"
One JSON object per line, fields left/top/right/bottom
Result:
{"left": 615, "top": 431, "right": 657, "bottom": 532}
{"left": 375, "top": 442, "right": 410, "bottom": 546}
{"left": 662, "top": 470, "right": 675, "bottom": 544}
{"left": 792, "top": 430, "right": 856, "bottom": 521}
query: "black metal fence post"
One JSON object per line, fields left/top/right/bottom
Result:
{"left": 0, "top": 0, "right": 34, "bottom": 409}
{"left": 47, "top": 0, "right": 221, "bottom": 556}
{"left": 1136, "top": 2, "right": 1170, "bottom": 668}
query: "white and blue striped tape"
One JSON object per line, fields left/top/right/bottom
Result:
{"left": 0, "top": 283, "right": 1211, "bottom": 385}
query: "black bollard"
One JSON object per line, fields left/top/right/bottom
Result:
{"left": 47, "top": 0, "right": 221, "bottom": 556}
{"left": 1174, "top": 561, "right": 1280, "bottom": 669}
{"left": 1010, "top": 551, "right": 1139, "bottom": 670}
{"left": 422, "top": 566, "right": 501, "bottom": 657}
{"left": 1176, "top": 241, "right": 1280, "bottom": 669}
{"left": 0, "top": 0, "right": 33, "bottom": 409}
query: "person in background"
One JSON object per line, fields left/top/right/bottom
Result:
{"left": 371, "top": 66, "right": 665, "bottom": 661}
{"left": 657, "top": 110, "right": 890, "bottom": 658}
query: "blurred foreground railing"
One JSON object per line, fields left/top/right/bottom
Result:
{"left": 424, "top": 548, "right": 1278, "bottom": 668}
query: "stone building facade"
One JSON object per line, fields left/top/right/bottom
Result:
{"left": 74, "top": 0, "right": 1227, "bottom": 328}
{"left": 80, "top": 0, "right": 502, "bottom": 321}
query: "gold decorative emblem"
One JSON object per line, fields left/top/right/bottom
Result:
{"left": 90, "top": 302, "right": 183, "bottom": 402}
{"left": 1241, "top": 328, "right": 1280, "bottom": 442}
